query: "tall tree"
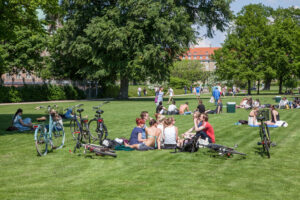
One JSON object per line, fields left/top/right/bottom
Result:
{"left": 214, "top": 4, "right": 274, "bottom": 95}
{"left": 51, "top": 0, "right": 233, "bottom": 99}
{"left": 267, "top": 8, "right": 300, "bottom": 94}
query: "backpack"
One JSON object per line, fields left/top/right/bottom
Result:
{"left": 181, "top": 134, "right": 200, "bottom": 153}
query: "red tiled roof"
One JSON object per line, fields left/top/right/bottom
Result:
{"left": 181, "top": 47, "right": 220, "bottom": 61}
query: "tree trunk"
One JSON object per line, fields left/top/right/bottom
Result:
{"left": 257, "top": 80, "right": 260, "bottom": 95}
{"left": 248, "top": 79, "right": 251, "bottom": 95}
{"left": 279, "top": 76, "right": 283, "bottom": 94}
{"left": 119, "top": 75, "right": 129, "bottom": 99}
{"left": 263, "top": 78, "right": 271, "bottom": 90}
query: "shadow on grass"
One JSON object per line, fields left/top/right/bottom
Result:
{"left": 253, "top": 146, "right": 269, "bottom": 158}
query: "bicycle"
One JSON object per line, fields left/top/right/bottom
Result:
{"left": 257, "top": 115, "right": 275, "bottom": 158}
{"left": 72, "top": 104, "right": 116, "bottom": 157}
{"left": 204, "top": 143, "right": 246, "bottom": 157}
{"left": 88, "top": 101, "right": 109, "bottom": 144}
{"left": 34, "top": 105, "right": 65, "bottom": 156}
{"left": 69, "top": 104, "right": 89, "bottom": 140}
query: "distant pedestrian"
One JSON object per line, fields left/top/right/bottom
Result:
{"left": 212, "top": 87, "right": 220, "bottom": 106}
{"left": 190, "top": 85, "right": 193, "bottom": 94}
{"left": 156, "top": 87, "right": 164, "bottom": 106}
{"left": 137, "top": 87, "right": 142, "bottom": 97}
{"left": 184, "top": 85, "right": 187, "bottom": 94}
{"left": 167, "top": 87, "right": 174, "bottom": 104}
{"left": 143, "top": 88, "right": 147, "bottom": 96}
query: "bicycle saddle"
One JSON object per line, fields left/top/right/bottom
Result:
{"left": 77, "top": 108, "right": 84, "bottom": 113}
{"left": 96, "top": 109, "right": 104, "bottom": 114}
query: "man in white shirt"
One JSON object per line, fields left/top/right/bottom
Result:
{"left": 279, "top": 97, "right": 289, "bottom": 109}
{"left": 168, "top": 101, "right": 179, "bottom": 114}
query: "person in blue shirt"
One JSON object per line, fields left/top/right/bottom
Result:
{"left": 12, "top": 109, "right": 32, "bottom": 131}
{"left": 212, "top": 87, "right": 221, "bottom": 106}
{"left": 140, "top": 111, "right": 149, "bottom": 139}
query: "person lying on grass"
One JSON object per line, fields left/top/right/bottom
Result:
{"left": 125, "top": 119, "right": 161, "bottom": 150}
{"left": 12, "top": 108, "right": 33, "bottom": 131}
{"left": 205, "top": 99, "right": 223, "bottom": 114}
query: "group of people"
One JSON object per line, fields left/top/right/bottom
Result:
{"left": 125, "top": 111, "right": 215, "bottom": 150}
{"left": 279, "top": 97, "right": 300, "bottom": 109}
{"left": 137, "top": 87, "right": 147, "bottom": 97}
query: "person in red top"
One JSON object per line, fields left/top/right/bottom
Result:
{"left": 194, "top": 113, "right": 215, "bottom": 143}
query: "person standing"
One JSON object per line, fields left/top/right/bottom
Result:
{"left": 166, "top": 87, "right": 174, "bottom": 104}
{"left": 184, "top": 85, "right": 187, "bottom": 94}
{"left": 232, "top": 85, "right": 237, "bottom": 97}
{"left": 137, "top": 87, "right": 142, "bottom": 97}
{"left": 190, "top": 85, "right": 193, "bottom": 94}
{"left": 156, "top": 87, "right": 164, "bottom": 106}
{"left": 195, "top": 85, "right": 201, "bottom": 100}
{"left": 143, "top": 87, "right": 147, "bottom": 96}
{"left": 212, "top": 87, "right": 220, "bottom": 106}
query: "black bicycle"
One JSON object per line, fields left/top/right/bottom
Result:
{"left": 257, "top": 115, "right": 274, "bottom": 158}
{"left": 69, "top": 104, "right": 89, "bottom": 140}
{"left": 204, "top": 143, "right": 246, "bottom": 157}
{"left": 88, "top": 101, "right": 109, "bottom": 145}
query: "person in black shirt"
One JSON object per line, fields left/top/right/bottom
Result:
{"left": 197, "top": 99, "right": 206, "bottom": 113}
{"left": 205, "top": 99, "right": 223, "bottom": 114}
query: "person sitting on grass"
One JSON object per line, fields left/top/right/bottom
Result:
{"left": 125, "top": 119, "right": 161, "bottom": 150}
{"left": 205, "top": 99, "right": 223, "bottom": 114}
{"left": 236, "top": 97, "right": 248, "bottom": 108}
{"left": 179, "top": 102, "right": 191, "bottom": 115}
{"left": 167, "top": 100, "right": 179, "bottom": 115}
{"left": 253, "top": 99, "right": 261, "bottom": 108}
{"left": 266, "top": 105, "right": 280, "bottom": 125}
{"left": 156, "top": 101, "right": 167, "bottom": 114}
{"left": 196, "top": 99, "right": 206, "bottom": 113}
{"left": 12, "top": 108, "right": 33, "bottom": 131}
{"left": 279, "top": 97, "right": 290, "bottom": 109}
{"left": 248, "top": 107, "right": 261, "bottom": 126}
{"left": 140, "top": 111, "right": 149, "bottom": 139}
{"left": 162, "top": 117, "right": 178, "bottom": 149}
{"left": 194, "top": 113, "right": 215, "bottom": 144}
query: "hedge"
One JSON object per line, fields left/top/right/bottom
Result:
{"left": 0, "top": 85, "right": 85, "bottom": 103}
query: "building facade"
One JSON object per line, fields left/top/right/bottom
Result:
{"left": 180, "top": 47, "right": 220, "bottom": 71}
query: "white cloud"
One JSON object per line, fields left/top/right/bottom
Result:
{"left": 293, "top": 5, "right": 300, "bottom": 9}
{"left": 193, "top": 38, "right": 212, "bottom": 47}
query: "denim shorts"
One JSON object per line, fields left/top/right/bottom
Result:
{"left": 138, "top": 143, "right": 154, "bottom": 150}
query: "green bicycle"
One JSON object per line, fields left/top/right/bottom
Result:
{"left": 34, "top": 105, "right": 65, "bottom": 156}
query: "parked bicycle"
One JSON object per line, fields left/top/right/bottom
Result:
{"left": 88, "top": 101, "right": 109, "bottom": 144}
{"left": 69, "top": 104, "right": 89, "bottom": 140}
{"left": 257, "top": 114, "right": 275, "bottom": 158}
{"left": 34, "top": 105, "right": 65, "bottom": 156}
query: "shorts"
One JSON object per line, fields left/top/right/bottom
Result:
{"left": 138, "top": 143, "right": 154, "bottom": 150}
{"left": 196, "top": 92, "right": 200, "bottom": 96}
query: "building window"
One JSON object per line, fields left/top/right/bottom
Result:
{"left": 182, "top": 56, "right": 185, "bottom": 59}
{"left": 206, "top": 56, "right": 209, "bottom": 60}
{"left": 194, "top": 56, "right": 197, "bottom": 59}
{"left": 16, "top": 73, "right": 22, "bottom": 79}
{"left": 26, "top": 73, "right": 31, "bottom": 79}
{"left": 188, "top": 56, "right": 191, "bottom": 60}
{"left": 200, "top": 56, "right": 202, "bottom": 59}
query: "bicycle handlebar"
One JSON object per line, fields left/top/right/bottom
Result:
{"left": 64, "top": 104, "right": 84, "bottom": 111}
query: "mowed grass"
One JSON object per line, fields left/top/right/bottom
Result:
{"left": 0, "top": 94, "right": 300, "bottom": 200}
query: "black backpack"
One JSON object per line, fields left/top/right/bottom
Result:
{"left": 181, "top": 135, "right": 200, "bottom": 153}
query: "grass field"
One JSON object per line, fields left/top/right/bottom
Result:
{"left": 0, "top": 94, "right": 299, "bottom": 200}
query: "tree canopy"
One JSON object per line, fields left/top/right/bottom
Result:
{"left": 214, "top": 4, "right": 300, "bottom": 94}
{"left": 50, "top": 0, "right": 233, "bottom": 98}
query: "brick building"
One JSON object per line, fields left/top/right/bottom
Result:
{"left": 180, "top": 47, "right": 220, "bottom": 71}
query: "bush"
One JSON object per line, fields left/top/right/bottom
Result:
{"left": 0, "top": 84, "right": 86, "bottom": 103}
{"left": 169, "top": 77, "right": 190, "bottom": 89}
{"left": 101, "top": 85, "right": 120, "bottom": 98}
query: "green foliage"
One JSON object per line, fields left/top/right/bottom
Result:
{"left": 169, "top": 77, "right": 190, "bottom": 89}
{"left": 171, "top": 60, "right": 211, "bottom": 84}
{"left": 0, "top": 85, "right": 85, "bottom": 103}
{"left": 50, "top": 0, "right": 233, "bottom": 99}
{"left": 283, "top": 78, "right": 298, "bottom": 89}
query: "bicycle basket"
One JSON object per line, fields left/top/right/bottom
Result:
{"left": 256, "top": 109, "right": 269, "bottom": 121}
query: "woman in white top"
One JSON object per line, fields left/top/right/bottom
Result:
{"left": 248, "top": 107, "right": 260, "bottom": 126}
{"left": 167, "top": 87, "right": 174, "bottom": 104}
{"left": 163, "top": 117, "right": 178, "bottom": 149}
{"left": 155, "top": 114, "right": 166, "bottom": 145}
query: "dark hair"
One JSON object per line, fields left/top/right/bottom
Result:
{"left": 185, "top": 102, "right": 189, "bottom": 105}
{"left": 149, "top": 119, "right": 157, "bottom": 126}
{"left": 172, "top": 100, "right": 176, "bottom": 105}
{"left": 136, "top": 118, "right": 145, "bottom": 125}
{"left": 13, "top": 108, "right": 23, "bottom": 121}
{"left": 159, "top": 101, "right": 163, "bottom": 105}
{"left": 201, "top": 113, "right": 209, "bottom": 121}
{"left": 164, "top": 118, "right": 172, "bottom": 126}
{"left": 140, "top": 111, "right": 148, "bottom": 119}
{"left": 198, "top": 100, "right": 203, "bottom": 104}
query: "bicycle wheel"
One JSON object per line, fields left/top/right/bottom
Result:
{"left": 265, "top": 124, "right": 271, "bottom": 144}
{"left": 34, "top": 126, "right": 48, "bottom": 156}
{"left": 51, "top": 123, "right": 65, "bottom": 150}
{"left": 70, "top": 119, "right": 79, "bottom": 140}
{"left": 88, "top": 119, "right": 99, "bottom": 142}
{"left": 263, "top": 135, "right": 270, "bottom": 158}
{"left": 94, "top": 149, "right": 117, "bottom": 157}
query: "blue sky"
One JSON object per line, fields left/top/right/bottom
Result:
{"left": 196, "top": 0, "right": 300, "bottom": 47}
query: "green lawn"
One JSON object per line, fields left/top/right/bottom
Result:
{"left": 0, "top": 94, "right": 299, "bottom": 200}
